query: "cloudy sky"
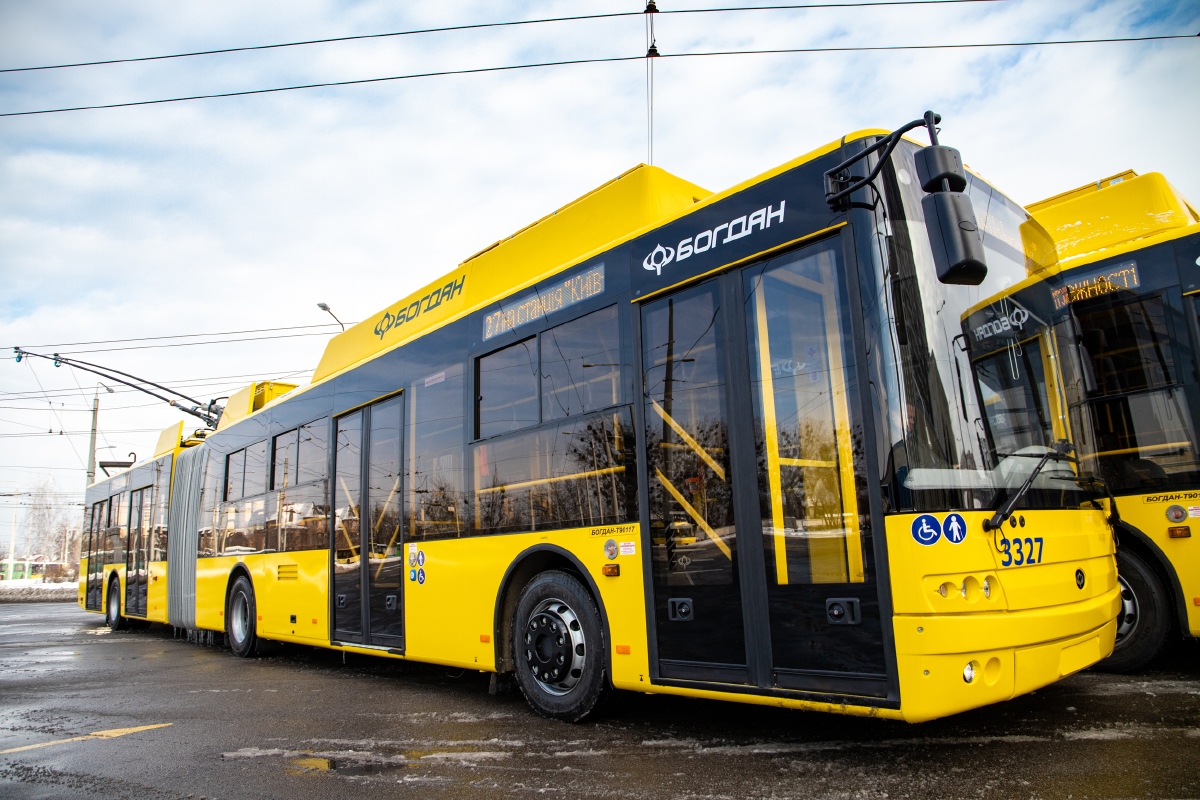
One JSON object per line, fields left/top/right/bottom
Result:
{"left": 1, "top": 0, "right": 1197, "bottom": 548}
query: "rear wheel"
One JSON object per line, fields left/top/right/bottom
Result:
{"left": 226, "top": 575, "right": 260, "bottom": 658}
{"left": 1100, "top": 549, "right": 1172, "bottom": 673}
{"left": 512, "top": 570, "right": 606, "bottom": 722}
{"left": 105, "top": 578, "right": 126, "bottom": 631}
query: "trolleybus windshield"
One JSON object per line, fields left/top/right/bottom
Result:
{"left": 870, "top": 142, "right": 1093, "bottom": 514}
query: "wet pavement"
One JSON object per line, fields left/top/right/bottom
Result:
{"left": 1, "top": 602, "right": 1197, "bottom": 799}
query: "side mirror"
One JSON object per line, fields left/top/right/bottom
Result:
{"left": 922, "top": 191, "right": 987, "bottom": 285}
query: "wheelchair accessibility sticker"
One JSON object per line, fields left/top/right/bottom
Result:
{"left": 942, "top": 513, "right": 967, "bottom": 544}
{"left": 911, "top": 514, "right": 941, "bottom": 545}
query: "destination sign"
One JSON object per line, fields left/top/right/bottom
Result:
{"left": 483, "top": 263, "right": 605, "bottom": 341}
{"left": 1051, "top": 260, "right": 1140, "bottom": 310}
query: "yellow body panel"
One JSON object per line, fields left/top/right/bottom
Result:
{"left": 1117, "top": 490, "right": 1200, "bottom": 636}
{"left": 254, "top": 550, "right": 330, "bottom": 643}
{"left": 144, "top": 561, "right": 168, "bottom": 623}
{"left": 1030, "top": 172, "right": 1199, "bottom": 267}
{"left": 885, "top": 509, "right": 1119, "bottom": 722}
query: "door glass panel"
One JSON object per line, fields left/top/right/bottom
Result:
{"left": 333, "top": 411, "right": 363, "bottom": 640}
{"left": 125, "top": 488, "right": 150, "bottom": 616}
{"left": 367, "top": 396, "right": 404, "bottom": 641}
{"left": 744, "top": 245, "right": 884, "bottom": 675}
{"left": 642, "top": 283, "right": 745, "bottom": 669}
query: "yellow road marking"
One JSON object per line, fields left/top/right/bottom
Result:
{"left": 0, "top": 723, "right": 172, "bottom": 755}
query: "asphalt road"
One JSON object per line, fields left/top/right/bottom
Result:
{"left": 1, "top": 602, "right": 1197, "bottom": 799}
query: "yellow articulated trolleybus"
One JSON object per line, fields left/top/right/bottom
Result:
{"left": 79, "top": 113, "right": 1121, "bottom": 723}
{"left": 1009, "top": 171, "right": 1199, "bottom": 672}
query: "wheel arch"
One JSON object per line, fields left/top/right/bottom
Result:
{"left": 1116, "top": 521, "right": 1186, "bottom": 638}
{"left": 224, "top": 563, "right": 254, "bottom": 610}
{"left": 492, "top": 544, "right": 612, "bottom": 683}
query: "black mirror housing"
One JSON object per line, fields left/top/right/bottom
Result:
{"left": 915, "top": 145, "right": 967, "bottom": 193}
{"left": 922, "top": 191, "right": 988, "bottom": 285}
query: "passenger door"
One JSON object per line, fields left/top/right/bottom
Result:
{"left": 641, "top": 237, "right": 886, "bottom": 693}
{"left": 125, "top": 488, "right": 150, "bottom": 617}
{"left": 332, "top": 395, "right": 406, "bottom": 648}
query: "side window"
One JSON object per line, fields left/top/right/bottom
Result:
{"left": 541, "top": 305, "right": 621, "bottom": 421}
{"left": 407, "top": 364, "right": 468, "bottom": 540}
{"left": 244, "top": 441, "right": 268, "bottom": 497}
{"left": 151, "top": 455, "right": 171, "bottom": 562}
{"left": 1077, "top": 295, "right": 1175, "bottom": 395}
{"left": 297, "top": 419, "right": 329, "bottom": 484}
{"left": 272, "top": 429, "right": 298, "bottom": 490}
{"left": 225, "top": 450, "right": 245, "bottom": 501}
{"left": 477, "top": 338, "right": 538, "bottom": 438}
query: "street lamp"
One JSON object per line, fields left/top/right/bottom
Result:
{"left": 86, "top": 383, "right": 114, "bottom": 488}
{"left": 317, "top": 303, "right": 345, "bottom": 332}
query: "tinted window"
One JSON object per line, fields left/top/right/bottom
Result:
{"left": 1076, "top": 295, "right": 1175, "bottom": 396}
{"left": 473, "top": 409, "right": 636, "bottom": 535}
{"left": 279, "top": 482, "right": 330, "bottom": 551}
{"left": 478, "top": 338, "right": 538, "bottom": 438}
{"left": 541, "top": 305, "right": 621, "bottom": 421}
{"left": 244, "top": 441, "right": 268, "bottom": 497}
{"left": 199, "top": 450, "right": 221, "bottom": 557}
{"left": 297, "top": 419, "right": 328, "bottom": 485}
{"left": 225, "top": 450, "right": 245, "bottom": 501}
{"left": 407, "top": 365, "right": 468, "bottom": 542}
{"left": 272, "top": 429, "right": 298, "bottom": 490}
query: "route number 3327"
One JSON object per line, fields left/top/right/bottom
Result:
{"left": 998, "top": 536, "right": 1044, "bottom": 567}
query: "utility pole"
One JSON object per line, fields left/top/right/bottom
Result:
{"left": 6, "top": 491, "right": 16, "bottom": 581}
{"left": 86, "top": 383, "right": 112, "bottom": 488}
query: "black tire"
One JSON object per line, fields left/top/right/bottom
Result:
{"left": 105, "top": 578, "right": 127, "bottom": 631}
{"left": 512, "top": 570, "right": 606, "bottom": 722}
{"left": 226, "top": 575, "right": 260, "bottom": 658}
{"left": 1099, "top": 549, "right": 1173, "bottom": 673}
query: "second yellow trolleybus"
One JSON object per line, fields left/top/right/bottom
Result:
{"left": 79, "top": 114, "right": 1120, "bottom": 722}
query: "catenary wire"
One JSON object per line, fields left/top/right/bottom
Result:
{"left": 0, "top": 1, "right": 1008, "bottom": 74}
{"left": 1, "top": 34, "right": 1193, "bottom": 118}
{"left": 4, "top": 322, "right": 351, "bottom": 351}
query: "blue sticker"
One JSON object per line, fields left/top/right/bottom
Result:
{"left": 942, "top": 513, "right": 967, "bottom": 544}
{"left": 911, "top": 514, "right": 941, "bottom": 545}
{"left": 409, "top": 568, "right": 417, "bottom": 582}
{"left": 417, "top": 568, "right": 426, "bottom": 585}
{"left": 416, "top": 550, "right": 426, "bottom": 567}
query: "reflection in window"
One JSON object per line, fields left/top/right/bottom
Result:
{"left": 478, "top": 338, "right": 538, "bottom": 438}
{"left": 407, "top": 365, "right": 467, "bottom": 541}
{"left": 334, "top": 413, "right": 363, "bottom": 563}
{"left": 276, "top": 482, "right": 330, "bottom": 551}
{"left": 106, "top": 491, "right": 127, "bottom": 568}
{"left": 273, "top": 429, "right": 298, "bottom": 491}
{"left": 973, "top": 340, "right": 1055, "bottom": 457}
{"left": 244, "top": 440, "right": 268, "bottom": 498}
{"left": 225, "top": 450, "right": 245, "bottom": 501}
{"left": 198, "top": 450, "right": 221, "bottom": 557}
{"left": 473, "top": 409, "right": 635, "bottom": 535}
{"left": 1075, "top": 296, "right": 1175, "bottom": 396}
{"left": 541, "top": 305, "right": 621, "bottom": 421}
{"left": 297, "top": 419, "right": 328, "bottom": 485}
{"left": 642, "top": 286, "right": 736, "bottom": 587}
{"left": 745, "top": 248, "right": 864, "bottom": 585}
{"left": 151, "top": 455, "right": 171, "bottom": 561}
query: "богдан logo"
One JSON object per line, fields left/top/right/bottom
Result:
{"left": 641, "top": 201, "right": 786, "bottom": 278}
{"left": 642, "top": 244, "right": 675, "bottom": 276}
{"left": 973, "top": 306, "right": 1029, "bottom": 342}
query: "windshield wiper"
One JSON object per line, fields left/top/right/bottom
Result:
{"left": 982, "top": 441, "right": 1077, "bottom": 532}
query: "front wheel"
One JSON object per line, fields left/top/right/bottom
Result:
{"left": 106, "top": 578, "right": 127, "bottom": 631}
{"left": 1099, "top": 549, "right": 1172, "bottom": 673}
{"left": 512, "top": 570, "right": 606, "bottom": 722}
{"left": 226, "top": 575, "right": 260, "bottom": 658}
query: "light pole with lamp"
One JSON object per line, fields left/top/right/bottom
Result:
{"left": 86, "top": 383, "right": 114, "bottom": 488}
{"left": 317, "top": 303, "right": 345, "bottom": 332}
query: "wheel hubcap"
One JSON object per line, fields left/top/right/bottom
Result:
{"left": 523, "top": 598, "right": 585, "bottom": 696}
{"left": 1114, "top": 574, "right": 1139, "bottom": 647}
{"left": 108, "top": 589, "right": 118, "bottom": 621}
{"left": 230, "top": 592, "right": 249, "bottom": 643}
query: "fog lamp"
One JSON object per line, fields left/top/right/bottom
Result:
{"left": 963, "top": 661, "right": 976, "bottom": 684}
{"left": 982, "top": 578, "right": 991, "bottom": 599}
